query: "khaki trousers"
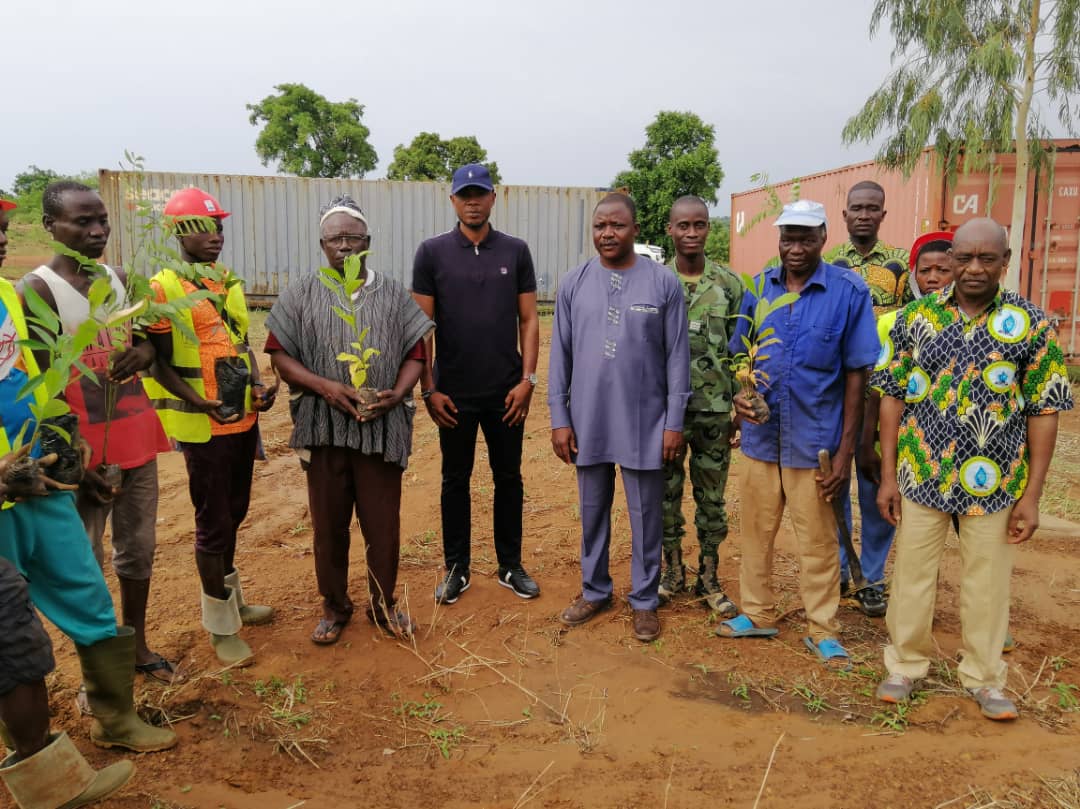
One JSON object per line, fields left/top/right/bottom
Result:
{"left": 739, "top": 458, "right": 841, "bottom": 642}
{"left": 884, "top": 498, "right": 1013, "bottom": 689}
{"left": 78, "top": 459, "right": 159, "bottom": 581}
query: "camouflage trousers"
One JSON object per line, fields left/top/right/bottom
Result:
{"left": 662, "top": 410, "right": 732, "bottom": 558}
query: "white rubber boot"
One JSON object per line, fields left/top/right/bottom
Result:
{"left": 201, "top": 588, "right": 253, "bottom": 666}
{"left": 0, "top": 731, "right": 134, "bottom": 808}
{"left": 223, "top": 569, "right": 275, "bottom": 626}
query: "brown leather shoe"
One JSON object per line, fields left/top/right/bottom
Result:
{"left": 559, "top": 594, "right": 613, "bottom": 627}
{"left": 632, "top": 609, "right": 661, "bottom": 642}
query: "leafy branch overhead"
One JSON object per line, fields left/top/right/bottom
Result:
{"left": 842, "top": 0, "right": 1080, "bottom": 290}
{"left": 247, "top": 83, "right": 378, "bottom": 178}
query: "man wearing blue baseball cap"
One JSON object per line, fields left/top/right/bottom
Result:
{"left": 411, "top": 164, "right": 541, "bottom": 605}
{"left": 719, "top": 200, "right": 879, "bottom": 670}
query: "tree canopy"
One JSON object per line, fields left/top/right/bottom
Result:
{"left": 4, "top": 166, "right": 98, "bottom": 223}
{"left": 842, "top": 0, "right": 1080, "bottom": 289}
{"left": 386, "top": 132, "right": 501, "bottom": 184}
{"left": 247, "top": 83, "right": 378, "bottom": 178}
{"left": 613, "top": 111, "right": 724, "bottom": 248}
{"left": 704, "top": 217, "right": 730, "bottom": 265}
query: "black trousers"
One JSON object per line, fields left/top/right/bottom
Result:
{"left": 306, "top": 448, "right": 404, "bottom": 623}
{"left": 438, "top": 406, "right": 524, "bottom": 572}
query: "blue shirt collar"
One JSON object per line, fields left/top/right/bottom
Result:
{"left": 766, "top": 259, "right": 829, "bottom": 291}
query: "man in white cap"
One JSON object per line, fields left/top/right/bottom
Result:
{"left": 718, "top": 200, "right": 879, "bottom": 670}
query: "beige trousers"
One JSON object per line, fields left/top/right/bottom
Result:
{"left": 884, "top": 497, "right": 1013, "bottom": 689}
{"left": 739, "top": 458, "right": 841, "bottom": 642}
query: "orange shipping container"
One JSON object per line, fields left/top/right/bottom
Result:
{"left": 729, "top": 142, "right": 1080, "bottom": 355}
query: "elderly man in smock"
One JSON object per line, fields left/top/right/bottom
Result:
{"left": 548, "top": 193, "right": 690, "bottom": 643}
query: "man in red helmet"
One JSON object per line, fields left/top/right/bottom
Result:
{"left": 145, "top": 187, "right": 276, "bottom": 666}
{"left": 21, "top": 181, "right": 180, "bottom": 692}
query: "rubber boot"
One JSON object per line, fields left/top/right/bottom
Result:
{"left": 74, "top": 627, "right": 177, "bottom": 753}
{"left": 202, "top": 588, "right": 253, "bottom": 666}
{"left": 657, "top": 546, "right": 685, "bottom": 605}
{"left": 694, "top": 554, "right": 738, "bottom": 618}
{"left": 224, "top": 569, "right": 275, "bottom": 626}
{"left": 0, "top": 731, "right": 135, "bottom": 809}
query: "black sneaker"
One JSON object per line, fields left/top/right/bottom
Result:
{"left": 854, "top": 586, "right": 887, "bottom": 618}
{"left": 497, "top": 565, "right": 540, "bottom": 599}
{"left": 435, "top": 568, "right": 470, "bottom": 604}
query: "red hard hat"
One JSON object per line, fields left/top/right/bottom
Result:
{"left": 163, "top": 187, "right": 230, "bottom": 220}
{"left": 0, "top": 198, "right": 15, "bottom": 212}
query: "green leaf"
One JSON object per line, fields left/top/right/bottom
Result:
{"left": 11, "top": 421, "right": 30, "bottom": 450}
{"left": 41, "top": 398, "right": 71, "bottom": 420}
{"left": 41, "top": 422, "right": 71, "bottom": 444}
{"left": 15, "top": 373, "right": 48, "bottom": 401}
{"left": 22, "top": 286, "right": 61, "bottom": 336}
{"left": 73, "top": 359, "right": 100, "bottom": 385}
{"left": 337, "top": 352, "right": 360, "bottom": 363}
{"left": 332, "top": 306, "right": 356, "bottom": 328}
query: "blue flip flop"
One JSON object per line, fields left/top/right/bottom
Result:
{"left": 715, "top": 614, "right": 779, "bottom": 638}
{"left": 803, "top": 636, "right": 851, "bottom": 671}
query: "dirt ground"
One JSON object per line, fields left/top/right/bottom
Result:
{"left": 35, "top": 320, "right": 1080, "bottom": 809}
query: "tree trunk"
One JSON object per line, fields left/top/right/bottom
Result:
{"left": 1006, "top": 0, "right": 1041, "bottom": 294}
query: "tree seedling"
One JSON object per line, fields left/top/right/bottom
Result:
{"left": 728, "top": 272, "right": 799, "bottom": 423}
{"left": 318, "top": 253, "right": 381, "bottom": 415}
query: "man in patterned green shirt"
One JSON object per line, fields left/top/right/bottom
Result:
{"left": 659, "top": 196, "right": 743, "bottom": 617}
{"left": 873, "top": 218, "right": 1072, "bottom": 721}
{"left": 823, "top": 180, "right": 912, "bottom": 317}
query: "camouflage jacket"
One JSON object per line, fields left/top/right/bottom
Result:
{"left": 668, "top": 258, "right": 743, "bottom": 414}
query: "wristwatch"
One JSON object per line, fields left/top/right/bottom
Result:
{"left": 523, "top": 374, "right": 537, "bottom": 387}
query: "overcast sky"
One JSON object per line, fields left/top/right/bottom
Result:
{"left": 5, "top": 0, "right": 899, "bottom": 213}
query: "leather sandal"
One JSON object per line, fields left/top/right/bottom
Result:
{"left": 311, "top": 619, "right": 346, "bottom": 645}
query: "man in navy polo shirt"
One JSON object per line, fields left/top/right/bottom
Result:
{"left": 717, "top": 200, "right": 879, "bottom": 670}
{"left": 412, "top": 164, "right": 541, "bottom": 605}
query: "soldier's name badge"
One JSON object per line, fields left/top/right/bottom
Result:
{"left": 689, "top": 320, "right": 703, "bottom": 333}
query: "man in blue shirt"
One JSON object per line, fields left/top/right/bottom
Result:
{"left": 718, "top": 201, "right": 879, "bottom": 669}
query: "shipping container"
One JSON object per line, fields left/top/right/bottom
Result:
{"left": 98, "top": 171, "right": 609, "bottom": 303}
{"left": 729, "top": 140, "right": 1080, "bottom": 355}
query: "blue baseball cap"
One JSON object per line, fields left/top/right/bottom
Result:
{"left": 451, "top": 164, "right": 495, "bottom": 195}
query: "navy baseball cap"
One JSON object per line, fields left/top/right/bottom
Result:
{"left": 451, "top": 164, "right": 495, "bottom": 195}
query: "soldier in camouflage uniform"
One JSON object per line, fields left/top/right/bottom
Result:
{"left": 659, "top": 196, "right": 743, "bottom": 617}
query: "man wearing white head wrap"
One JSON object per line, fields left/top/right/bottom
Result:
{"left": 266, "top": 195, "right": 433, "bottom": 644}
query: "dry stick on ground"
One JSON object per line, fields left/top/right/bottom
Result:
{"left": 445, "top": 637, "right": 567, "bottom": 722}
{"left": 135, "top": 658, "right": 253, "bottom": 726}
{"left": 751, "top": 732, "right": 786, "bottom": 809}
{"left": 425, "top": 565, "right": 453, "bottom": 641}
{"left": 512, "top": 760, "right": 557, "bottom": 809}
{"left": 662, "top": 758, "right": 676, "bottom": 809}
{"left": 1018, "top": 655, "right": 1050, "bottom": 701}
